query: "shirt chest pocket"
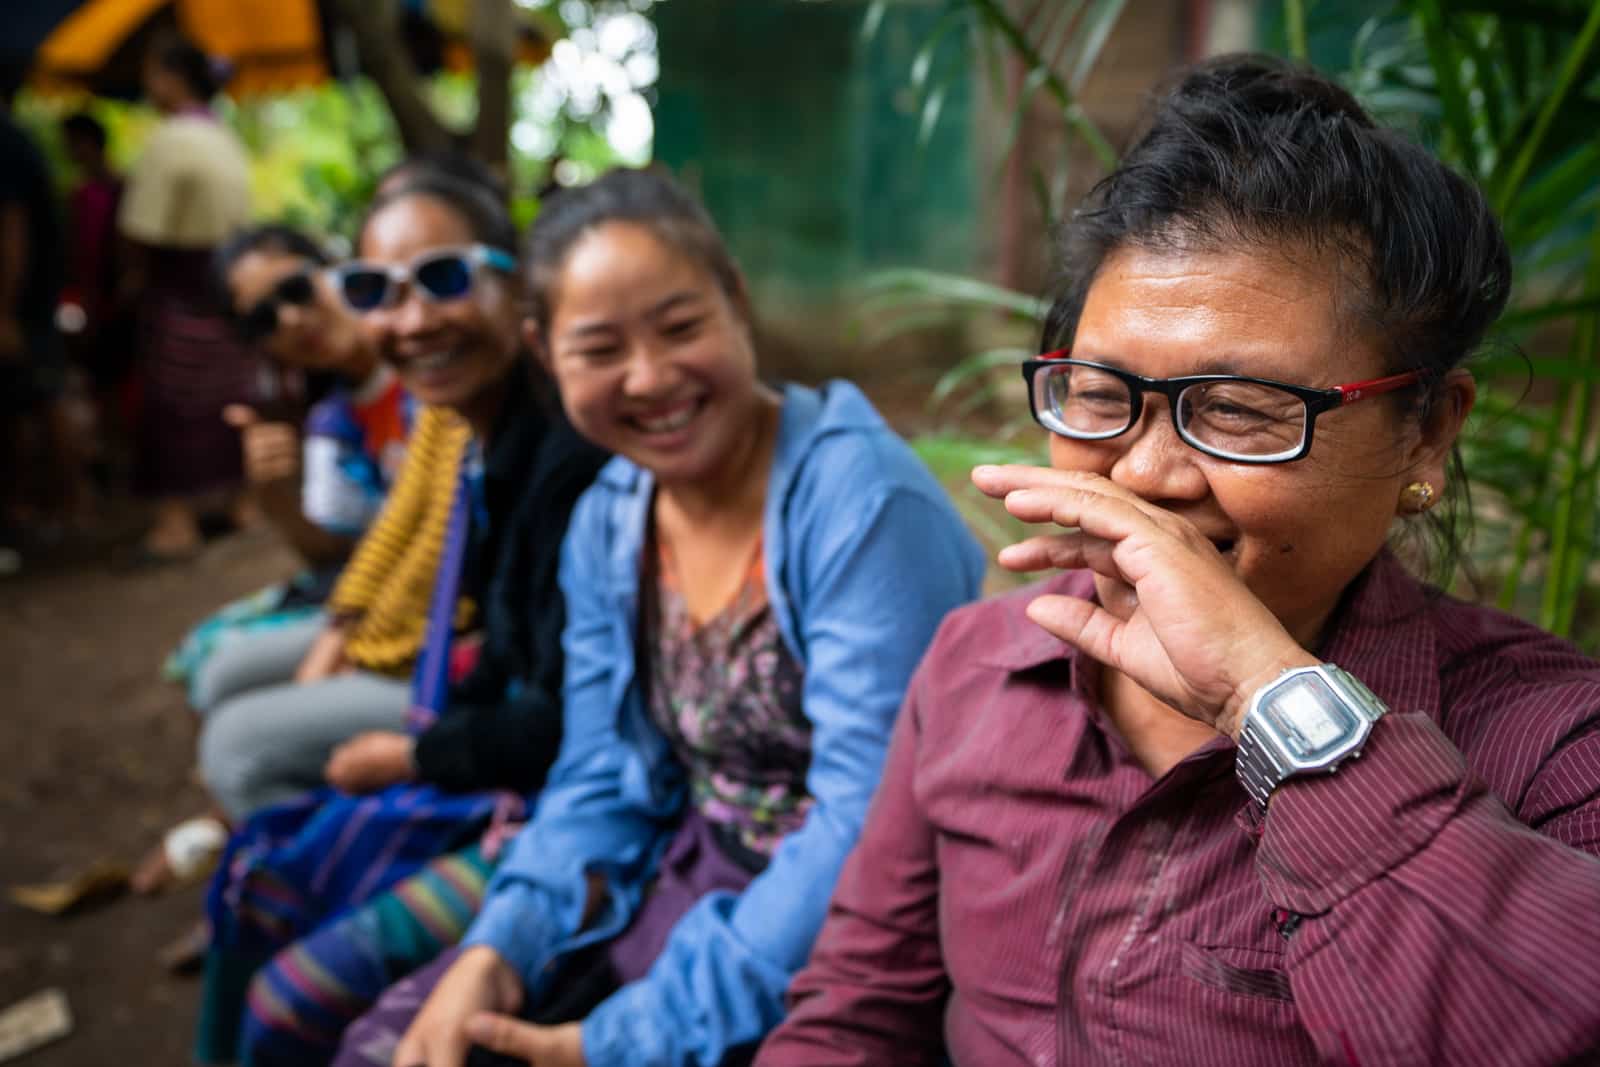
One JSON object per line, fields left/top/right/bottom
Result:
{"left": 1160, "top": 856, "right": 1297, "bottom": 997}
{"left": 1129, "top": 863, "right": 1322, "bottom": 1064}
{"left": 1176, "top": 939, "right": 1294, "bottom": 1002}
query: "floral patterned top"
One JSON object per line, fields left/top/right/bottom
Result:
{"left": 644, "top": 531, "right": 812, "bottom": 863}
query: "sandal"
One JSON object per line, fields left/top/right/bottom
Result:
{"left": 130, "top": 816, "right": 228, "bottom": 895}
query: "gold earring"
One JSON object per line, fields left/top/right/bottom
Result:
{"left": 1400, "top": 481, "right": 1437, "bottom": 513}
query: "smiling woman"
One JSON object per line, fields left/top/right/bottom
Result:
{"left": 193, "top": 170, "right": 610, "bottom": 1067}
{"left": 758, "top": 54, "right": 1600, "bottom": 1067}
{"left": 348, "top": 183, "right": 524, "bottom": 430}
{"left": 330, "top": 168, "right": 985, "bottom": 1067}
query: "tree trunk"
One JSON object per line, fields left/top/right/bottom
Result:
{"left": 468, "top": 0, "right": 516, "bottom": 174}
{"left": 330, "top": 0, "right": 454, "bottom": 157}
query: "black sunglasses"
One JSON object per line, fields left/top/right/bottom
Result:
{"left": 236, "top": 271, "right": 318, "bottom": 342}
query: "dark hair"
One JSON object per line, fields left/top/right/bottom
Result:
{"left": 375, "top": 152, "right": 508, "bottom": 205}
{"left": 213, "top": 223, "right": 330, "bottom": 307}
{"left": 359, "top": 170, "right": 519, "bottom": 256}
{"left": 151, "top": 35, "right": 220, "bottom": 100}
{"left": 62, "top": 113, "right": 108, "bottom": 151}
{"left": 523, "top": 167, "right": 743, "bottom": 339}
{"left": 1046, "top": 53, "right": 1511, "bottom": 583}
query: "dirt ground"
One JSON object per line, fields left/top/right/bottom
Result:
{"left": 1, "top": 524, "right": 297, "bottom": 1066}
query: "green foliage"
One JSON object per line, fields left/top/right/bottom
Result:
{"left": 867, "top": 0, "right": 1600, "bottom": 642}
{"left": 18, "top": 7, "right": 653, "bottom": 248}
{"left": 1351, "top": 0, "right": 1600, "bottom": 639}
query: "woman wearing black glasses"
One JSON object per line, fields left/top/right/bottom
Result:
{"left": 193, "top": 171, "right": 607, "bottom": 1065}
{"left": 760, "top": 56, "right": 1600, "bottom": 1067}
{"left": 217, "top": 226, "right": 407, "bottom": 572}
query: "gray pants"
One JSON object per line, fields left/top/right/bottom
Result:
{"left": 194, "top": 617, "right": 411, "bottom": 821}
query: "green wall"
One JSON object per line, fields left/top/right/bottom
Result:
{"left": 652, "top": 0, "right": 975, "bottom": 356}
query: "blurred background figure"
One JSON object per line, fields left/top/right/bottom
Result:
{"left": 60, "top": 110, "right": 130, "bottom": 481}
{"left": 0, "top": 66, "right": 68, "bottom": 574}
{"left": 117, "top": 32, "right": 253, "bottom": 563}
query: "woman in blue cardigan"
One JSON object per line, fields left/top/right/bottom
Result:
{"left": 334, "top": 169, "right": 985, "bottom": 1067}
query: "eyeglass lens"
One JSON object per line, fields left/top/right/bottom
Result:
{"left": 340, "top": 254, "right": 477, "bottom": 312}
{"left": 339, "top": 268, "right": 392, "bottom": 312}
{"left": 242, "top": 272, "right": 316, "bottom": 339}
{"left": 1037, "top": 363, "right": 1309, "bottom": 459}
{"left": 413, "top": 255, "right": 475, "bottom": 300}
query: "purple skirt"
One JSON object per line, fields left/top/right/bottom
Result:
{"left": 134, "top": 247, "right": 255, "bottom": 498}
{"left": 334, "top": 809, "right": 758, "bottom": 1066}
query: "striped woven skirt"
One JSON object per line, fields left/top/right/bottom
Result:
{"left": 208, "top": 844, "right": 494, "bottom": 1066}
{"left": 133, "top": 248, "right": 255, "bottom": 499}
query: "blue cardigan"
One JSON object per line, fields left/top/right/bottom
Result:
{"left": 464, "top": 380, "right": 986, "bottom": 1066}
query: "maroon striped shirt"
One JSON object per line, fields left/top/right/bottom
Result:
{"left": 757, "top": 552, "right": 1600, "bottom": 1066}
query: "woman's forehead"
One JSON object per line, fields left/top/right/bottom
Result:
{"left": 361, "top": 196, "right": 476, "bottom": 260}
{"left": 229, "top": 249, "right": 309, "bottom": 294}
{"left": 1075, "top": 245, "right": 1374, "bottom": 382}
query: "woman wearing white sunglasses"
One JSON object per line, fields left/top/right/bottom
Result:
{"left": 194, "top": 171, "right": 608, "bottom": 1066}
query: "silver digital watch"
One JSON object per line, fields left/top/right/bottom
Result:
{"left": 1235, "top": 663, "right": 1388, "bottom": 807}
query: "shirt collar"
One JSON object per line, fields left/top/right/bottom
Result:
{"left": 1316, "top": 549, "right": 1441, "bottom": 718}
{"left": 973, "top": 570, "right": 1097, "bottom": 678}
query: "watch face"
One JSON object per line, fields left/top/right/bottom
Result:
{"left": 1261, "top": 674, "right": 1363, "bottom": 762}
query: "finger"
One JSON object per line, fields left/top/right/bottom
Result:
{"left": 995, "top": 531, "right": 1121, "bottom": 578}
{"left": 465, "top": 1012, "right": 544, "bottom": 1060}
{"left": 972, "top": 462, "right": 1098, "bottom": 499}
{"left": 973, "top": 464, "right": 1135, "bottom": 501}
{"left": 259, "top": 450, "right": 299, "bottom": 473}
{"left": 1025, "top": 592, "right": 1126, "bottom": 668}
{"left": 222, "top": 404, "right": 260, "bottom": 429}
{"left": 257, "top": 459, "right": 298, "bottom": 481}
{"left": 1002, "top": 487, "right": 1160, "bottom": 550}
{"left": 255, "top": 425, "right": 298, "bottom": 446}
{"left": 977, "top": 465, "right": 1190, "bottom": 530}
{"left": 391, "top": 1031, "right": 426, "bottom": 1067}
{"left": 254, "top": 428, "right": 298, "bottom": 451}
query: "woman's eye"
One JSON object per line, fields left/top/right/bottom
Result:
{"left": 573, "top": 345, "right": 624, "bottom": 362}
{"left": 662, "top": 317, "right": 703, "bottom": 339}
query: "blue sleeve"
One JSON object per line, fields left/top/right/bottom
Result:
{"left": 581, "top": 459, "right": 984, "bottom": 1067}
{"left": 462, "top": 484, "right": 676, "bottom": 991}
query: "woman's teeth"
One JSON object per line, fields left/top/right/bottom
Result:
{"left": 412, "top": 351, "right": 457, "bottom": 371}
{"left": 635, "top": 403, "right": 698, "bottom": 433}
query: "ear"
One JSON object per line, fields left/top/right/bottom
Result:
{"left": 725, "top": 264, "right": 755, "bottom": 327}
{"left": 1405, "top": 368, "right": 1475, "bottom": 497}
{"left": 520, "top": 318, "right": 553, "bottom": 373}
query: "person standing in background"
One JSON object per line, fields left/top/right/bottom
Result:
{"left": 118, "top": 34, "right": 253, "bottom": 562}
{"left": 61, "top": 113, "right": 130, "bottom": 435}
{"left": 0, "top": 67, "right": 68, "bottom": 573}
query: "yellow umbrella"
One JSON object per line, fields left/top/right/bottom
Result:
{"left": 32, "top": 0, "right": 328, "bottom": 98}
{"left": 30, "top": 0, "right": 553, "bottom": 100}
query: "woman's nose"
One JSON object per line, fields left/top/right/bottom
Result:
{"left": 1108, "top": 402, "right": 1210, "bottom": 503}
{"left": 622, "top": 343, "right": 677, "bottom": 395}
{"left": 389, "top": 284, "right": 439, "bottom": 335}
